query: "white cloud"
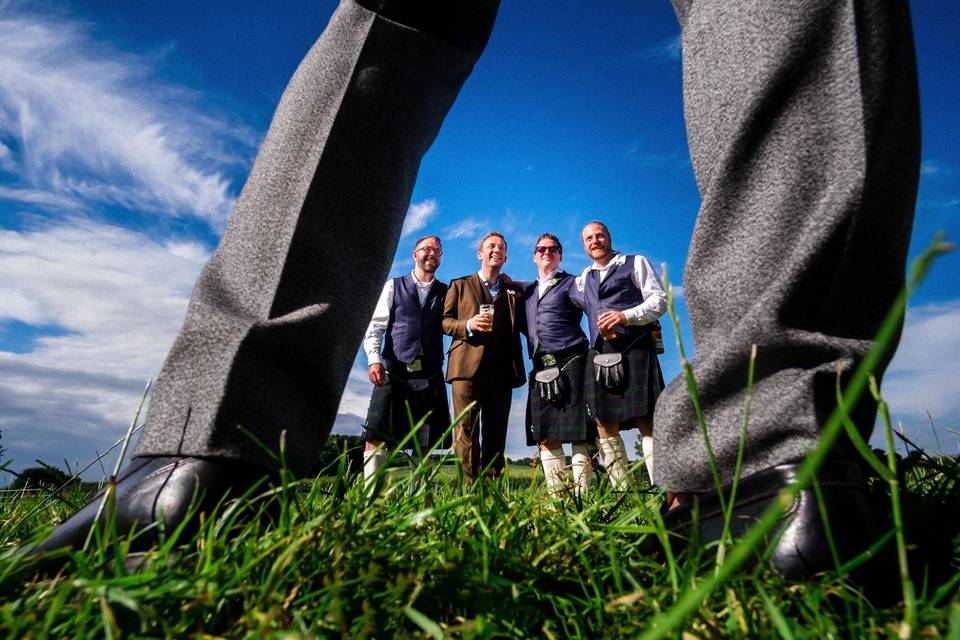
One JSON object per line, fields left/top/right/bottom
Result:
{"left": 0, "top": 219, "right": 207, "bottom": 476}
{"left": 0, "top": 185, "right": 84, "bottom": 211}
{"left": 335, "top": 362, "right": 376, "bottom": 420}
{"left": 499, "top": 212, "right": 539, "bottom": 251}
{"left": 627, "top": 34, "right": 681, "bottom": 65}
{"left": 0, "top": 6, "right": 255, "bottom": 227}
{"left": 445, "top": 217, "right": 485, "bottom": 241}
{"left": 0, "top": 140, "right": 15, "bottom": 172}
{"left": 401, "top": 198, "right": 439, "bottom": 238}
{"left": 880, "top": 300, "right": 960, "bottom": 451}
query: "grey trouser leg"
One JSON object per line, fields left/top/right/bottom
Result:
{"left": 655, "top": 0, "right": 920, "bottom": 491}
{"left": 134, "top": 0, "right": 499, "bottom": 475}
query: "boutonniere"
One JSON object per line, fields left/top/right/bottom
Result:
{"left": 612, "top": 253, "right": 627, "bottom": 266}
{"left": 506, "top": 289, "right": 517, "bottom": 296}
{"left": 545, "top": 277, "right": 561, "bottom": 288}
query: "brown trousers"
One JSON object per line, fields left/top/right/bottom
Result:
{"left": 451, "top": 371, "right": 513, "bottom": 483}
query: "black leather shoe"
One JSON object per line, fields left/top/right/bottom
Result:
{"left": 21, "top": 456, "right": 273, "bottom": 560}
{"left": 647, "top": 459, "right": 887, "bottom": 580}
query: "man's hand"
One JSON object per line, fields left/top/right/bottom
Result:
{"left": 468, "top": 312, "right": 493, "bottom": 333}
{"left": 368, "top": 363, "right": 387, "bottom": 386}
{"left": 598, "top": 310, "right": 627, "bottom": 333}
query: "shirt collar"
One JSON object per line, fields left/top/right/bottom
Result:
{"left": 537, "top": 268, "right": 562, "bottom": 283}
{"left": 591, "top": 252, "right": 625, "bottom": 270}
{"left": 477, "top": 270, "right": 502, "bottom": 289}
{"left": 411, "top": 270, "right": 434, "bottom": 287}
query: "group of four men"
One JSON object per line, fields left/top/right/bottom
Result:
{"left": 28, "top": 0, "right": 918, "bottom": 582}
{"left": 360, "top": 221, "right": 667, "bottom": 494}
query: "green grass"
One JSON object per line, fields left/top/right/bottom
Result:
{"left": 1, "top": 455, "right": 958, "bottom": 638}
{"left": 1, "top": 237, "right": 957, "bottom": 637}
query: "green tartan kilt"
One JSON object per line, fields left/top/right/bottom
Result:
{"left": 585, "top": 336, "right": 664, "bottom": 426}
{"left": 362, "top": 371, "right": 451, "bottom": 450}
{"left": 526, "top": 351, "right": 597, "bottom": 445}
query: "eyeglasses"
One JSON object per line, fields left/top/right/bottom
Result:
{"left": 534, "top": 245, "right": 560, "bottom": 255}
{"left": 416, "top": 247, "right": 442, "bottom": 256}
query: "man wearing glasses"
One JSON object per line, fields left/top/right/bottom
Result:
{"left": 30, "top": 0, "right": 919, "bottom": 580}
{"left": 520, "top": 234, "right": 596, "bottom": 495}
{"left": 361, "top": 235, "right": 451, "bottom": 496}
{"left": 443, "top": 231, "right": 526, "bottom": 484}
{"left": 577, "top": 221, "right": 667, "bottom": 491}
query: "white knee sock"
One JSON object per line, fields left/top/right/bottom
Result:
{"left": 571, "top": 442, "right": 593, "bottom": 496}
{"left": 540, "top": 446, "right": 567, "bottom": 488}
{"left": 363, "top": 445, "right": 386, "bottom": 498}
{"left": 598, "top": 435, "right": 629, "bottom": 491}
{"left": 641, "top": 435, "right": 655, "bottom": 484}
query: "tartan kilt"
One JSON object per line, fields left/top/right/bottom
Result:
{"left": 585, "top": 335, "right": 665, "bottom": 426}
{"left": 526, "top": 350, "right": 597, "bottom": 445}
{"left": 362, "top": 370, "right": 451, "bottom": 451}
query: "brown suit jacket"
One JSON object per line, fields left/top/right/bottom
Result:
{"left": 442, "top": 273, "right": 526, "bottom": 387}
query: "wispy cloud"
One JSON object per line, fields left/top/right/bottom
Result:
{"left": 0, "top": 140, "right": 15, "bottom": 172}
{"left": 882, "top": 300, "right": 960, "bottom": 450}
{"left": 0, "top": 185, "right": 85, "bottom": 211}
{"left": 626, "top": 34, "right": 681, "bottom": 66}
{"left": 0, "top": 5, "right": 256, "bottom": 228}
{"left": 401, "top": 198, "right": 439, "bottom": 238}
{"left": 335, "top": 360, "right": 376, "bottom": 421}
{"left": 445, "top": 217, "right": 485, "bottom": 241}
{"left": 0, "top": 219, "right": 208, "bottom": 474}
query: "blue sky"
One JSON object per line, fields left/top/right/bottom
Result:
{"left": 0, "top": 1, "right": 957, "bottom": 480}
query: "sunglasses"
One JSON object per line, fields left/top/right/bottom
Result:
{"left": 534, "top": 245, "right": 560, "bottom": 255}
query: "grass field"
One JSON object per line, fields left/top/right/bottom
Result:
{"left": 1, "top": 448, "right": 958, "bottom": 639}
{"left": 1, "top": 240, "right": 956, "bottom": 638}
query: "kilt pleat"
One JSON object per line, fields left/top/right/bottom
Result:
{"left": 526, "top": 351, "right": 596, "bottom": 445}
{"left": 585, "top": 337, "right": 664, "bottom": 426}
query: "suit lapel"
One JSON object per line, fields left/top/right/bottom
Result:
{"left": 470, "top": 273, "right": 492, "bottom": 305}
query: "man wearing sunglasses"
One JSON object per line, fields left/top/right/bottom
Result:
{"left": 520, "top": 234, "right": 596, "bottom": 495}
{"left": 577, "top": 221, "right": 667, "bottom": 490}
{"left": 29, "top": 0, "right": 919, "bottom": 582}
{"left": 360, "top": 235, "right": 451, "bottom": 497}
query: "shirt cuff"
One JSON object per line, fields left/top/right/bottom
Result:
{"left": 367, "top": 352, "right": 383, "bottom": 366}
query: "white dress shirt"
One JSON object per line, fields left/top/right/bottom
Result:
{"left": 466, "top": 270, "right": 503, "bottom": 335}
{"left": 537, "top": 267, "right": 561, "bottom": 299}
{"left": 363, "top": 271, "right": 436, "bottom": 366}
{"left": 575, "top": 252, "right": 666, "bottom": 324}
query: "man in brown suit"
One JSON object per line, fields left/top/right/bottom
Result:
{"left": 443, "top": 231, "right": 526, "bottom": 483}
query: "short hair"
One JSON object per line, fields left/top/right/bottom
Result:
{"left": 413, "top": 234, "right": 441, "bottom": 250}
{"left": 477, "top": 231, "right": 507, "bottom": 252}
{"left": 582, "top": 220, "right": 611, "bottom": 239}
{"left": 535, "top": 232, "right": 562, "bottom": 254}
